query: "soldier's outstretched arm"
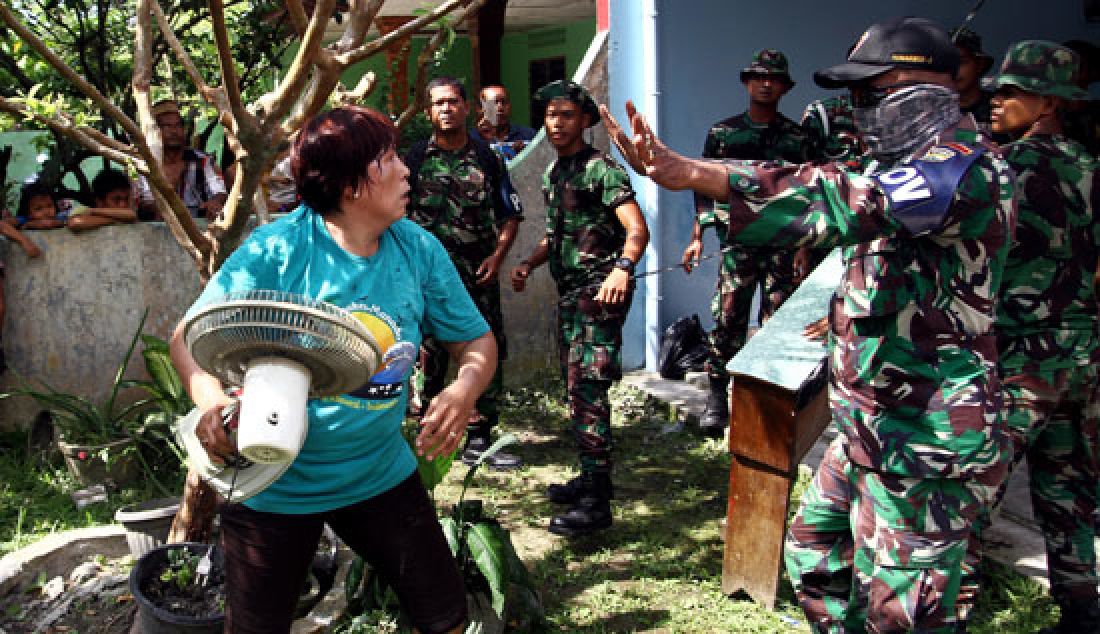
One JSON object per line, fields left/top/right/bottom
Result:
{"left": 600, "top": 101, "right": 729, "bottom": 200}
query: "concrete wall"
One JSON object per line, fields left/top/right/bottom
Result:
{"left": 0, "top": 223, "right": 203, "bottom": 431}
{"left": 610, "top": 0, "right": 1100, "bottom": 371}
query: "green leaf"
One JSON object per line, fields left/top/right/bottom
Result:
{"left": 415, "top": 445, "right": 455, "bottom": 492}
{"left": 438, "top": 516, "right": 460, "bottom": 557}
{"left": 464, "top": 521, "right": 509, "bottom": 616}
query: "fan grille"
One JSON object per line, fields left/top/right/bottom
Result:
{"left": 184, "top": 290, "right": 382, "bottom": 397}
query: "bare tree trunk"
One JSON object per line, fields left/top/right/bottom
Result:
{"left": 167, "top": 471, "right": 219, "bottom": 543}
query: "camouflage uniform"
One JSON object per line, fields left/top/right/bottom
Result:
{"left": 970, "top": 41, "right": 1100, "bottom": 623}
{"left": 800, "top": 94, "right": 863, "bottom": 166}
{"left": 696, "top": 50, "right": 810, "bottom": 381}
{"left": 543, "top": 144, "right": 636, "bottom": 474}
{"left": 406, "top": 139, "right": 521, "bottom": 429}
{"left": 714, "top": 116, "right": 1016, "bottom": 631}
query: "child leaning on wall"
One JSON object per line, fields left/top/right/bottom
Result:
{"left": 66, "top": 168, "right": 138, "bottom": 232}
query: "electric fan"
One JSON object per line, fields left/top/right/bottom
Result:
{"left": 175, "top": 290, "right": 383, "bottom": 502}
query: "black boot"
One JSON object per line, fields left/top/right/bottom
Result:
{"left": 547, "top": 472, "right": 615, "bottom": 504}
{"left": 461, "top": 430, "right": 523, "bottom": 470}
{"left": 1039, "top": 598, "right": 1100, "bottom": 634}
{"left": 548, "top": 472, "right": 613, "bottom": 537}
{"left": 698, "top": 375, "right": 729, "bottom": 438}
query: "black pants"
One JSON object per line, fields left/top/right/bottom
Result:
{"left": 219, "top": 473, "right": 466, "bottom": 633}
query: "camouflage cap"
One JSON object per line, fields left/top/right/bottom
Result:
{"left": 533, "top": 80, "right": 600, "bottom": 127}
{"left": 740, "top": 49, "right": 794, "bottom": 84}
{"left": 987, "top": 40, "right": 1089, "bottom": 100}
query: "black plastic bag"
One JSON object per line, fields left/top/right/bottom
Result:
{"left": 658, "top": 315, "right": 709, "bottom": 380}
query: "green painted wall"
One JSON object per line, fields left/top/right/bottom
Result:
{"left": 501, "top": 18, "right": 597, "bottom": 128}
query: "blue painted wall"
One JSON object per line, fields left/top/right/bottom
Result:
{"left": 610, "top": 0, "right": 1100, "bottom": 371}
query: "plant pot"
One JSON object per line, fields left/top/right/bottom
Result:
{"left": 57, "top": 437, "right": 140, "bottom": 486}
{"left": 115, "top": 497, "right": 181, "bottom": 559}
{"left": 130, "top": 542, "right": 225, "bottom": 634}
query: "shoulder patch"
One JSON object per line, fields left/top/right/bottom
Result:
{"left": 874, "top": 142, "right": 986, "bottom": 236}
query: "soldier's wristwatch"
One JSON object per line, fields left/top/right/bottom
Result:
{"left": 613, "top": 257, "right": 635, "bottom": 274}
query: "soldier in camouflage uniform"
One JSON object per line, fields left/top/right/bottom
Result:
{"left": 950, "top": 27, "right": 998, "bottom": 137}
{"left": 603, "top": 17, "right": 1016, "bottom": 632}
{"left": 406, "top": 76, "right": 524, "bottom": 470}
{"left": 511, "top": 80, "right": 649, "bottom": 537}
{"left": 974, "top": 41, "right": 1100, "bottom": 633}
{"left": 683, "top": 49, "right": 812, "bottom": 437}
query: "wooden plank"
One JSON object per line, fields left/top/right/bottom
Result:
{"left": 721, "top": 452, "right": 792, "bottom": 608}
{"left": 728, "top": 374, "right": 796, "bottom": 474}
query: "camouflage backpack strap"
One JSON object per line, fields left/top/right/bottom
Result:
{"left": 874, "top": 141, "right": 986, "bottom": 236}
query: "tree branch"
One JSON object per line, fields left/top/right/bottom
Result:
{"left": 396, "top": 0, "right": 486, "bottom": 129}
{"left": 336, "top": 0, "right": 470, "bottom": 68}
{"left": 149, "top": 0, "right": 226, "bottom": 111}
{"left": 0, "top": 3, "right": 147, "bottom": 162}
{"left": 261, "top": 0, "right": 336, "bottom": 124}
{"left": 284, "top": 0, "right": 308, "bottom": 36}
{"left": 206, "top": 0, "right": 246, "bottom": 125}
{"left": 335, "top": 0, "right": 384, "bottom": 53}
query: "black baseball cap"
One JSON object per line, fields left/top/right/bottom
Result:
{"left": 814, "top": 17, "right": 960, "bottom": 88}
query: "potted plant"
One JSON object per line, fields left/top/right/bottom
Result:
{"left": 0, "top": 310, "right": 190, "bottom": 488}
{"left": 342, "top": 433, "right": 544, "bottom": 633}
{"left": 129, "top": 541, "right": 225, "bottom": 633}
{"left": 0, "top": 311, "right": 158, "bottom": 485}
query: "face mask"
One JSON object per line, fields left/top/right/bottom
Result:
{"left": 853, "top": 84, "right": 961, "bottom": 164}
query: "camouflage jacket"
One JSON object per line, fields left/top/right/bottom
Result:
{"left": 1063, "top": 100, "right": 1100, "bottom": 158}
{"left": 696, "top": 111, "right": 810, "bottom": 230}
{"left": 543, "top": 144, "right": 636, "bottom": 292}
{"left": 722, "top": 120, "right": 1016, "bottom": 479}
{"left": 997, "top": 134, "right": 1100, "bottom": 372}
{"left": 800, "top": 95, "right": 863, "bottom": 166}
{"left": 406, "top": 139, "right": 521, "bottom": 279}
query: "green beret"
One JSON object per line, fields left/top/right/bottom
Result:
{"left": 533, "top": 80, "right": 600, "bottom": 127}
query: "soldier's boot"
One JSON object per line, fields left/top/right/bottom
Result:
{"left": 1039, "top": 598, "right": 1100, "bottom": 634}
{"left": 548, "top": 472, "right": 613, "bottom": 537}
{"left": 546, "top": 472, "right": 615, "bottom": 505}
{"left": 461, "top": 425, "right": 523, "bottom": 471}
{"left": 698, "top": 375, "right": 729, "bottom": 438}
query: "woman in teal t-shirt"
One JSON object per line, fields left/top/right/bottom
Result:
{"left": 169, "top": 106, "right": 496, "bottom": 634}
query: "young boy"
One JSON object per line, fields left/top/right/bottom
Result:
{"left": 979, "top": 40, "right": 1100, "bottom": 632}
{"left": 67, "top": 168, "right": 138, "bottom": 232}
{"left": 510, "top": 80, "right": 649, "bottom": 536}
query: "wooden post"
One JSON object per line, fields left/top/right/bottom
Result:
{"left": 376, "top": 16, "right": 416, "bottom": 114}
{"left": 721, "top": 374, "right": 830, "bottom": 607}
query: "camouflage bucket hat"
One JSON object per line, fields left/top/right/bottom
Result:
{"left": 533, "top": 80, "right": 600, "bottom": 127}
{"left": 987, "top": 40, "right": 1089, "bottom": 100}
{"left": 740, "top": 49, "right": 794, "bottom": 84}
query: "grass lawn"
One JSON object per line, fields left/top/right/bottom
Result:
{"left": 1, "top": 380, "right": 1060, "bottom": 632}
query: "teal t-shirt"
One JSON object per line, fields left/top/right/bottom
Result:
{"left": 187, "top": 206, "right": 489, "bottom": 513}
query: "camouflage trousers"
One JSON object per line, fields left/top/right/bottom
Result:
{"left": 704, "top": 245, "right": 797, "bottom": 379}
{"left": 421, "top": 279, "right": 506, "bottom": 433}
{"left": 785, "top": 436, "right": 1002, "bottom": 633}
{"left": 557, "top": 285, "right": 630, "bottom": 474}
{"left": 967, "top": 361, "right": 1100, "bottom": 607}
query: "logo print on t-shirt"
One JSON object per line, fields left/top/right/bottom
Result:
{"left": 347, "top": 309, "right": 411, "bottom": 400}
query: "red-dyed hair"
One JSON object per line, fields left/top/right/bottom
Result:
{"left": 292, "top": 106, "right": 398, "bottom": 216}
